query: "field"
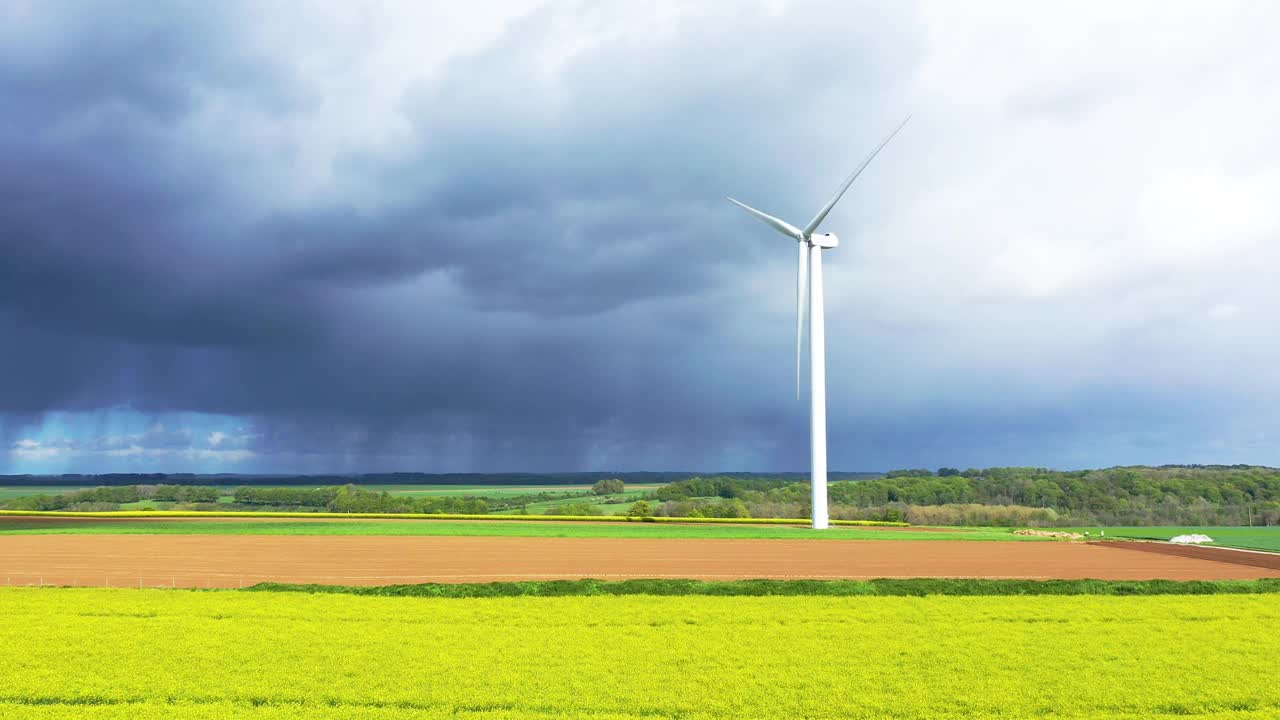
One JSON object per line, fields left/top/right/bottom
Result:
{"left": 0, "top": 516, "right": 1003, "bottom": 539}
{"left": 0, "top": 588, "right": 1276, "bottom": 719}
{"left": 1058, "top": 526, "right": 1280, "bottom": 552}
{"left": 1, "top": 514, "right": 1276, "bottom": 717}
{"left": 2, "top": 533, "right": 1276, "bottom": 587}
{"left": 2, "top": 515, "right": 1278, "bottom": 587}
{"left": 0, "top": 486, "right": 90, "bottom": 499}
{"left": 494, "top": 488, "right": 652, "bottom": 514}
{"left": 337, "top": 483, "right": 649, "bottom": 498}
{"left": 5, "top": 515, "right": 1278, "bottom": 548}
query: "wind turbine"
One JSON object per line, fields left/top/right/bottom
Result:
{"left": 727, "top": 117, "right": 909, "bottom": 529}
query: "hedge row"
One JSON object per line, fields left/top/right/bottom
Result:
{"left": 245, "top": 577, "right": 1280, "bottom": 598}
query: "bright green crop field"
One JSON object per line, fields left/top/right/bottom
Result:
{"left": 0, "top": 588, "right": 1275, "bottom": 719}
{"left": 0, "top": 517, "right": 1025, "bottom": 540}
{"left": 349, "top": 483, "right": 618, "bottom": 498}
{"left": 0, "top": 486, "right": 90, "bottom": 500}
{"left": 1056, "top": 526, "right": 1280, "bottom": 553}
{"left": 493, "top": 489, "right": 653, "bottom": 515}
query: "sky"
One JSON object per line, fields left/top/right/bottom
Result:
{"left": 3, "top": 1, "right": 1280, "bottom": 474}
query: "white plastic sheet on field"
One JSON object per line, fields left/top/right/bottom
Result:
{"left": 1169, "top": 534, "right": 1215, "bottom": 544}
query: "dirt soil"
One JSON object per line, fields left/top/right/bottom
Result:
{"left": 2, "top": 536, "right": 1277, "bottom": 588}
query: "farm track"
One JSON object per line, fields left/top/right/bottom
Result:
{"left": 2, "top": 535, "right": 1278, "bottom": 587}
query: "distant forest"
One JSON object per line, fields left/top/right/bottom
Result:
{"left": 2, "top": 466, "right": 1278, "bottom": 526}
{"left": 0, "top": 471, "right": 880, "bottom": 487}
{"left": 649, "top": 466, "right": 1280, "bottom": 526}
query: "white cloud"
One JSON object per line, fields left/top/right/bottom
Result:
{"left": 7, "top": 424, "right": 257, "bottom": 469}
{"left": 844, "top": 0, "right": 1280, "bottom": 343}
{"left": 184, "top": 1, "right": 546, "bottom": 209}
{"left": 1130, "top": 169, "right": 1280, "bottom": 265}
{"left": 982, "top": 232, "right": 1097, "bottom": 297}
{"left": 9, "top": 437, "right": 81, "bottom": 462}
{"left": 10, "top": 441, "right": 69, "bottom": 461}
{"left": 1207, "top": 303, "right": 1240, "bottom": 320}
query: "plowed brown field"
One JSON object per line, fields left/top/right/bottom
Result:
{"left": 2, "top": 535, "right": 1277, "bottom": 587}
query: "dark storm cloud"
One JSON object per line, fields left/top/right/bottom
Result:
{"left": 0, "top": 1, "right": 922, "bottom": 470}
{"left": 0, "top": 1, "right": 323, "bottom": 358}
{"left": 1, "top": 3, "right": 245, "bottom": 123}
{"left": 9, "top": 2, "right": 1277, "bottom": 472}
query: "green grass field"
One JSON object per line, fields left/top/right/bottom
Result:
{"left": 0, "top": 486, "right": 90, "bottom": 500}
{"left": 1057, "top": 526, "right": 1280, "bottom": 552}
{"left": 0, "top": 588, "right": 1275, "bottom": 719}
{"left": 343, "top": 484, "right": 612, "bottom": 498}
{"left": 500, "top": 488, "right": 651, "bottom": 515}
{"left": 0, "top": 518, "right": 1020, "bottom": 540}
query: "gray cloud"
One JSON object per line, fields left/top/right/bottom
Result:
{"left": 4, "top": 1, "right": 1280, "bottom": 472}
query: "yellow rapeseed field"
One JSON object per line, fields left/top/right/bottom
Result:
{"left": 0, "top": 588, "right": 1275, "bottom": 719}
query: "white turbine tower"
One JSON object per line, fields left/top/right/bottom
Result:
{"left": 727, "top": 117, "right": 909, "bottom": 530}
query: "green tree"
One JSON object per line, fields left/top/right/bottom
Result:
{"left": 546, "top": 502, "right": 604, "bottom": 516}
{"left": 886, "top": 469, "right": 935, "bottom": 478}
{"left": 592, "top": 478, "right": 625, "bottom": 495}
{"left": 627, "top": 500, "right": 653, "bottom": 518}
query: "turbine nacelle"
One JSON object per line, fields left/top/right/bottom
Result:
{"left": 808, "top": 233, "right": 838, "bottom": 249}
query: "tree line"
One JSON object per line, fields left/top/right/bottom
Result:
{"left": 0, "top": 484, "right": 588, "bottom": 514}
{"left": 1, "top": 484, "right": 220, "bottom": 511}
{"left": 4, "top": 466, "right": 1279, "bottom": 526}
{"left": 642, "top": 466, "right": 1280, "bottom": 526}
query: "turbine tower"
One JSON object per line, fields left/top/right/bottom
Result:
{"left": 727, "top": 117, "right": 909, "bottom": 529}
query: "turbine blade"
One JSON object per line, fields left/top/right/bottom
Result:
{"left": 802, "top": 115, "right": 911, "bottom": 237}
{"left": 726, "top": 197, "right": 803, "bottom": 239}
{"left": 796, "top": 240, "right": 808, "bottom": 399}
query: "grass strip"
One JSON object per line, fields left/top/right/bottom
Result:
{"left": 0, "top": 509, "right": 907, "bottom": 526}
{"left": 243, "top": 576, "right": 1280, "bottom": 598}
